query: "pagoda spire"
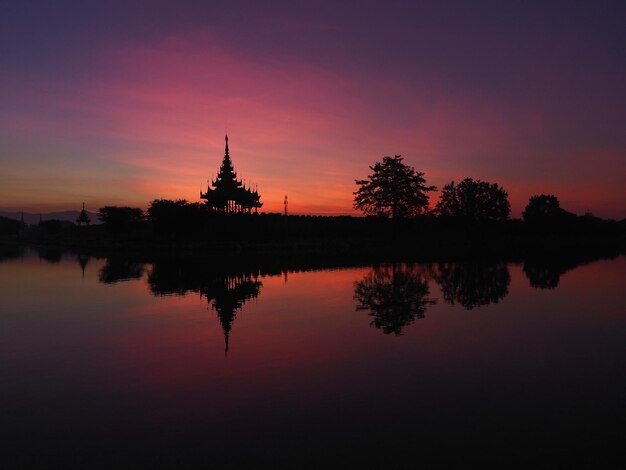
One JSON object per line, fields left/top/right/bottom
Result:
{"left": 200, "top": 133, "right": 263, "bottom": 213}
{"left": 76, "top": 201, "right": 91, "bottom": 225}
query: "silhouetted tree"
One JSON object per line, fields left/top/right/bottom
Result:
{"left": 522, "top": 194, "right": 570, "bottom": 223}
{"left": 98, "top": 206, "right": 144, "bottom": 233}
{"left": 354, "top": 263, "right": 436, "bottom": 335}
{"left": 435, "top": 177, "right": 510, "bottom": 221}
{"left": 354, "top": 155, "right": 436, "bottom": 218}
{"left": 147, "top": 199, "right": 206, "bottom": 236}
{"left": 432, "top": 261, "right": 510, "bottom": 310}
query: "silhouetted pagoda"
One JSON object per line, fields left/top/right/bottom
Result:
{"left": 201, "top": 135, "right": 262, "bottom": 213}
{"left": 76, "top": 202, "right": 91, "bottom": 225}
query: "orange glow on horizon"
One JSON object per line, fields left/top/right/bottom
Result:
{"left": 1, "top": 31, "right": 624, "bottom": 218}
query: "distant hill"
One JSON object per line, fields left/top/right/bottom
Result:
{"left": 0, "top": 211, "right": 101, "bottom": 225}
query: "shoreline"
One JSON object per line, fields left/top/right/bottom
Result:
{"left": 2, "top": 213, "right": 624, "bottom": 264}
{"left": 4, "top": 232, "right": 624, "bottom": 265}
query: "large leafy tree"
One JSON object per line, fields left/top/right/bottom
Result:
{"left": 435, "top": 177, "right": 510, "bottom": 221}
{"left": 522, "top": 194, "right": 565, "bottom": 222}
{"left": 147, "top": 199, "right": 206, "bottom": 235}
{"left": 353, "top": 155, "right": 436, "bottom": 218}
{"left": 98, "top": 206, "right": 144, "bottom": 233}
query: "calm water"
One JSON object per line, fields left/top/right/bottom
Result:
{"left": 1, "top": 248, "right": 625, "bottom": 467}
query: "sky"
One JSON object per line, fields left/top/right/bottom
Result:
{"left": 1, "top": 0, "right": 625, "bottom": 218}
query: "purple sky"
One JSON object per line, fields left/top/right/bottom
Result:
{"left": 1, "top": 1, "right": 625, "bottom": 217}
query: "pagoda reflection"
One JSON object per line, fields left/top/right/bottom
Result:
{"left": 77, "top": 253, "right": 90, "bottom": 279}
{"left": 200, "top": 271, "right": 262, "bottom": 354}
{"left": 148, "top": 260, "right": 265, "bottom": 354}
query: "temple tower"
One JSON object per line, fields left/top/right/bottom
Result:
{"left": 200, "top": 135, "right": 263, "bottom": 214}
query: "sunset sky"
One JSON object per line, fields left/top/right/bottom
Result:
{"left": 1, "top": 1, "right": 625, "bottom": 217}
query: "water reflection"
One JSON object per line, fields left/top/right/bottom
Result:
{"left": 431, "top": 261, "right": 510, "bottom": 310}
{"left": 37, "top": 247, "right": 62, "bottom": 264}
{"left": 77, "top": 254, "right": 89, "bottom": 280}
{"left": 2, "top": 248, "right": 625, "bottom": 467}
{"left": 0, "top": 244, "right": 25, "bottom": 262}
{"left": 523, "top": 249, "right": 620, "bottom": 289}
{"left": 67, "top": 250, "right": 626, "bottom": 345}
{"left": 523, "top": 259, "right": 570, "bottom": 289}
{"left": 148, "top": 260, "right": 263, "bottom": 353}
{"left": 354, "top": 263, "right": 436, "bottom": 335}
{"left": 202, "top": 273, "right": 262, "bottom": 353}
{"left": 99, "top": 257, "right": 146, "bottom": 284}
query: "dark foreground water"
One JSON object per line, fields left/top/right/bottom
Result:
{"left": 1, "top": 248, "right": 625, "bottom": 468}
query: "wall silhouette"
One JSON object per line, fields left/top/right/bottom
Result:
{"left": 354, "top": 263, "right": 436, "bottom": 335}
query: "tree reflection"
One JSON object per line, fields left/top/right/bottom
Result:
{"left": 432, "top": 261, "right": 510, "bottom": 310}
{"left": 0, "top": 244, "right": 25, "bottom": 262}
{"left": 523, "top": 249, "right": 619, "bottom": 289}
{"left": 37, "top": 247, "right": 62, "bottom": 264}
{"left": 99, "top": 258, "right": 145, "bottom": 284}
{"left": 354, "top": 263, "right": 436, "bottom": 335}
{"left": 523, "top": 260, "right": 564, "bottom": 289}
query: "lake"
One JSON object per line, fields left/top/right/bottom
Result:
{"left": 1, "top": 247, "right": 625, "bottom": 467}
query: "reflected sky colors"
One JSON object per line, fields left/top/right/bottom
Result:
{"left": 1, "top": 250, "right": 625, "bottom": 465}
{"left": 1, "top": 1, "right": 625, "bottom": 217}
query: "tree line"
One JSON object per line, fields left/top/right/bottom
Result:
{"left": 353, "top": 154, "right": 577, "bottom": 223}
{"left": 2, "top": 154, "right": 623, "bottom": 249}
{"left": 95, "top": 154, "right": 606, "bottom": 229}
